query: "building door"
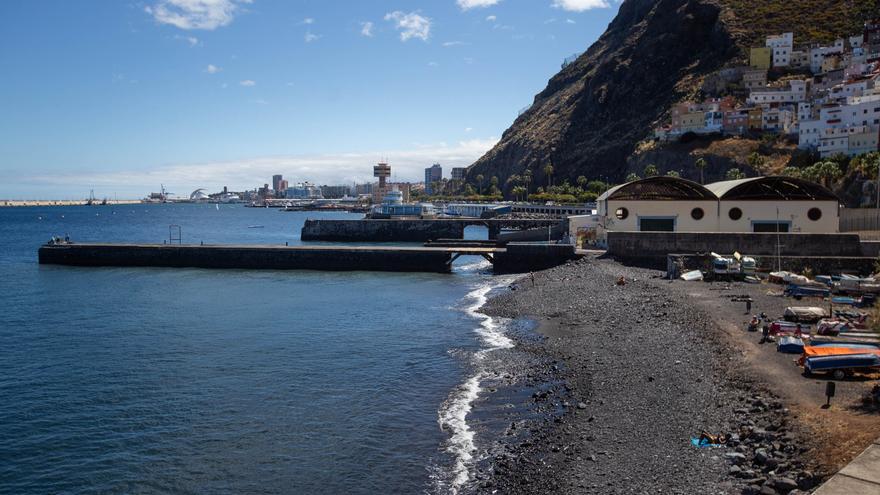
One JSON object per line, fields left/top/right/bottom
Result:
{"left": 752, "top": 221, "right": 790, "bottom": 233}
{"left": 638, "top": 217, "right": 676, "bottom": 232}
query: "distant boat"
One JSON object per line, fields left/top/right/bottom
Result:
{"left": 216, "top": 204, "right": 220, "bottom": 211}
{"left": 247, "top": 225, "right": 264, "bottom": 229}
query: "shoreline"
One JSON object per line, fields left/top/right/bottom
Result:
{"left": 471, "top": 255, "right": 843, "bottom": 494}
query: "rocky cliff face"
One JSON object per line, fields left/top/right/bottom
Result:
{"left": 467, "top": 0, "right": 877, "bottom": 190}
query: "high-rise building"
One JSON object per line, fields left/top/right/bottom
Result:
{"left": 321, "top": 185, "right": 351, "bottom": 199}
{"left": 424, "top": 163, "right": 442, "bottom": 194}
{"left": 451, "top": 167, "right": 467, "bottom": 181}
{"left": 355, "top": 183, "right": 374, "bottom": 196}
{"left": 272, "top": 174, "right": 283, "bottom": 192}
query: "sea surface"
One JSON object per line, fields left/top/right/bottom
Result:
{"left": 0, "top": 204, "right": 519, "bottom": 494}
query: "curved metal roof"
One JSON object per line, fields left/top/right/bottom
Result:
{"left": 597, "top": 176, "right": 716, "bottom": 202}
{"left": 705, "top": 177, "right": 838, "bottom": 201}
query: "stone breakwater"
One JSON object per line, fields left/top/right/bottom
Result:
{"left": 474, "top": 256, "right": 823, "bottom": 494}
{"left": 1, "top": 200, "right": 142, "bottom": 207}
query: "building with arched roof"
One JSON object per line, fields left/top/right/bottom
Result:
{"left": 705, "top": 177, "right": 839, "bottom": 233}
{"left": 597, "top": 176, "right": 720, "bottom": 234}
{"left": 596, "top": 176, "right": 839, "bottom": 240}
{"left": 189, "top": 189, "right": 209, "bottom": 201}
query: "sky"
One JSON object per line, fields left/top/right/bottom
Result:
{"left": 0, "top": 0, "right": 621, "bottom": 199}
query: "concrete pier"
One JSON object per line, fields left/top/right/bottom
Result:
{"left": 39, "top": 242, "right": 578, "bottom": 274}
{"left": 301, "top": 218, "right": 561, "bottom": 242}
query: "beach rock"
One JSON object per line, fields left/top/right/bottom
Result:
{"left": 577, "top": 402, "right": 588, "bottom": 410}
{"left": 772, "top": 477, "right": 798, "bottom": 492}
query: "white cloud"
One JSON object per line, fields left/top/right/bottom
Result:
{"left": 360, "top": 21, "right": 374, "bottom": 37}
{"left": 304, "top": 32, "right": 319, "bottom": 43}
{"left": 239, "top": 79, "right": 256, "bottom": 86}
{"left": 566, "top": 18, "right": 576, "bottom": 24}
{"left": 145, "top": 0, "right": 252, "bottom": 30}
{"left": 551, "top": 0, "right": 609, "bottom": 12}
{"left": 457, "top": 0, "right": 500, "bottom": 10}
{"left": 464, "top": 127, "right": 473, "bottom": 132}
{"left": 302, "top": 17, "right": 314, "bottom": 24}
{"left": 485, "top": 15, "right": 497, "bottom": 22}
{"left": 384, "top": 11, "right": 431, "bottom": 42}
{"left": 205, "top": 64, "right": 221, "bottom": 74}
{"left": 427, "top": 61, "right": 439, "bottom": 67}
{"left": 23, "top": 139, "right": 500, "bottom": 194}
{"left": 442, "top": 41, "right": 467, "bottom": 47}
{"left": 174, "top": 34, "right": 200, "bottom": 46}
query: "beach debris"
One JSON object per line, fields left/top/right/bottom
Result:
{"left": 680, "top": 270, "right": 703, "bottom": 282}
{"left": 691, "top": 431, "right": 728, "bottom": 448}
{"left": 615, "top": 276, "right": 626, "bottom": 286}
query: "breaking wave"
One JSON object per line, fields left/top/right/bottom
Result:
{"left": 435, "top": 280, "right": 515, "bottom": 493}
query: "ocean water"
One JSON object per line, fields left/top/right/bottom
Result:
{"left": 0, "top": 204, "right": 517, "bottom": 494}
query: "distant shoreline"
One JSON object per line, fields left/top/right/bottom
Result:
{"left": 0, "top": 200, "right": 143, "bottom": 207}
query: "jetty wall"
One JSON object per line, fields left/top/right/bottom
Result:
{"left": 492, "top": 243, "right": 578, "bottom": 274}
{"left": 38, "top": 244, "right": 454, "bottom": 273}
{"left": 301, "top": 219, "right": 466, "bottom": 242}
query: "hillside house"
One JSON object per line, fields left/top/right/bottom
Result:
{"left": 750, "top": 47, "right": 772, "bottom": 70}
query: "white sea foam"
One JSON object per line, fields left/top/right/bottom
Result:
{"left": 436, "top": 279, "right": 517, "bottom": 494}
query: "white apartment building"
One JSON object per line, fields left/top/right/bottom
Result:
{"left": 766, "top": 32, "right": 793, "bottom": 67}
{"left": 748, "top": 79, "right": 809, "bottom": 105}
{"left": 810, "top": 39, "right": 845, "bottom": 73}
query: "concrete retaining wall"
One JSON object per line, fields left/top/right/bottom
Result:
{"left": 39, "top": 244, "right": 454, "bottom": 273}
{"left": 301, "top": 219, "right": 466, "bottom": 242}
{"left": 493, "top": 243, "right": 578, "bottom": 274}
{"left": 608, "top": 232, "right": 864, "bottom": 259}
{"left": 667, "top": 253, "right": 877, "bottom": 278}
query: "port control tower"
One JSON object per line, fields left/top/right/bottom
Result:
{"left": 373, "top": 161, "right": 391, "bottom": 194}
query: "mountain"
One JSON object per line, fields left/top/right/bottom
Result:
{"left": 467, "top": 0, "right": 878, "bottom": 192}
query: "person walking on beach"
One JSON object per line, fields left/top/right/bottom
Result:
{"left": 760, "top": 324, "right": 770, "bottom": 344}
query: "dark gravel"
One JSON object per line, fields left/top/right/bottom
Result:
{"left": 471, "top": 255, "right": 822, "bottom": 495}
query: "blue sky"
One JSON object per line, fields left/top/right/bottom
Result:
{"left": 0, "top": 0, "right": 620, "bottom": 199}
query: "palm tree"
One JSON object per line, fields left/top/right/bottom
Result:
{"left": 475, "top": 174, "right": 484, "bottom": 195}
{"left": 644, "top": 164, "right": 659, "bottom": 177}
{"left": 695, "top": 157, "right": 707, "bottom": 184}
{"left": 543, "top": 164, "right": 554, "bottom": 189}
{"left": 577, "top": 175, "right": 588, "bottom": 190}
{"left": 626, "top": 172, "right": 640, "bottom": 182}
{"left": 747, "top": 152, "right": 765, "bottom": 173}
{"left": 726, "top": 168, "right": 746, "bottom": 180}
{"left": 780, "top": 167, "right": 801, "bottom": 178}
{"left": 523, "top": 169, "right": 533, "bottom": 193}
{"left": 818, "top": 160, "right": 841, "bottom": 188}
{"left": 490, "top": 176, "right": 499, "bottom": 189}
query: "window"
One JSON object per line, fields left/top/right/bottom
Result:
{"left": 753, "top": 222, "right": 790, "bottom": 233}
{"left": 691, "top": 207, "right": 704, "bottom": 220}
{"left": 639, "top": 218, "right": 675, "bottom": 232}
{"left": 729, "top": 207, "right": 743, "bottom": 220}
{"left": 615, "top": 207, "right": 628, "bottom": 220}
{"left": 808, "top": 208, "right": 823, "bottom": 221}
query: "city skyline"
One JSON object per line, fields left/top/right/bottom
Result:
{"left": 0, "top": 0, "right": 620, "bottom": 198}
